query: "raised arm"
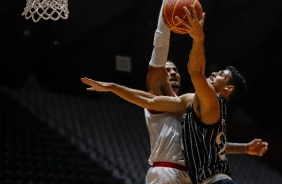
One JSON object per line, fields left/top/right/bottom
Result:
{"left": 147, "top": 0, "right": 173, "bottom": 97}
{"left": 176, "top": 6, "right": 220, "bottom": 124}
{"left": 81, "top": 77, "right": 191, "bottom": 114}
{"left": 226, "top": 139, "right": 268, "bottom": 157}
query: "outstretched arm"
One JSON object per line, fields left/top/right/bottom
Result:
{"left": 226, "top": 139, "right": 268, "bottom": 157}
{"left": 80, "top": 77, "right": 190, "bottom": 114}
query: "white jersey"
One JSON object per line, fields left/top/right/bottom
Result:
{"left": 144, "top": 108, "right": 186, "bottom": 166}
{"left": 144, "top": 108, "right": 191, "bottom": 184}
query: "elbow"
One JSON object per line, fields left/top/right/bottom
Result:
{"left": 145, "top": 99, "right": 162, "bottom": 112}
{"left": 146, "top": 99, "right": 156, "bottom": 109}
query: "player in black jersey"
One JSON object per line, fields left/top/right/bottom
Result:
{"left": 175, "top": 6, "right": 244, "bottom": 184}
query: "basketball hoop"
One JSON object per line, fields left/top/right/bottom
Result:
{"left": 22, "top": 0, "right": 69, "bottom": 23}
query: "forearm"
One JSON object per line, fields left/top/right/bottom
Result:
{"left": 149, "top": 2, "right": 170, "bottom": 68}
{"left": 108, "top": 83, "right": 156, "bottom": 109}
{"left": 109, "top": 83, "right": 185, "bottom": 114}
{"left": 226, "top": 142, "right": 248, "bottom": 154}
{"left": 81, "top": 77, "right": 184, "bottom": 113}
{"left": 81, "top": 77, "right": 161, "bottom": 109}
{"left": 188, "top": 39, "right": 206, "bottom": 75}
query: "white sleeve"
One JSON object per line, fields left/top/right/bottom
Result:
{"left": 149, "top": 0, "right": 171, "bottom": 68}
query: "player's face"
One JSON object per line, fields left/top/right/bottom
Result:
{"left": 165, "top": 62, "right": 181, "bottom": 89}
{"left": 207, "top": 69, "right": 231, "bottom": 91}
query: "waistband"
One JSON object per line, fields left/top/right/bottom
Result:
{"left": 153, "top": 161, "right": 187, "bottom": 171}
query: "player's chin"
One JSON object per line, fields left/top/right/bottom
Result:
{"left": 206, "top": 78, "right": 213, "bottom": 83}
{"left": 171, "top": 83, "right": 181, "bottom": 89}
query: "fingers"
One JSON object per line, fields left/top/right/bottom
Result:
{"left": 190, "top": 5, "right": 198, "bottom": 19}
{"left": 175, "top": 6, "right": 205, "bottom": 28}
{"left": 175, "top": 7, "right": 192, "bottom": 30}
{"left": 81, "top": 77, "right": 96, "bottom": 90}
{"left": 81, "top": 77, "right": 94, "bottom": 85}
{"left": 248, "top": 139, "right": 269, "bottom": 157}
{"left": 175, "top": 6, "right": 193, "bottom": 26}
{"left": 192, "top": 0, "right": 198, "bottom": 7}
{"left": 259, "top": 141, "right": 269, "bottom": 157}
{"left": 200, "top": 12, "right": 205, "bottom": 25}
{"left": 262, "top": 142, "right": 269, "bottom": 152}
{"left": 81, "top": 77, "right": 92, "bottom": 83}
{"left": 173, "top": 26, "right": 189, "bottom": 33}
{"left": 175, "top": 16, "right": 189, "bottom": 27}
{"left": 80, "top": 77, "right": 89, "bottom": 84}
{"left": 86, "top": 87, "right": 95, "bottom": 91}
{"left": 80, "top": 77, "right": 110, "bottom": 92}
{"left": 184, "top": 5, "right": 199, "bottom": 21}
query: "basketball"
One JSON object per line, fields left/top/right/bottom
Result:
{"left": 162, "top": 0, "right": 203, "bottom": 34}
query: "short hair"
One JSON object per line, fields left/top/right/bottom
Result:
{"left": 166, "top": 59, "right": 175, "bottom": 64}
{"left": 226, "top": 66, "right": 247, "bottom": 102}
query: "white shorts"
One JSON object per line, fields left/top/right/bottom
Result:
{"left": 146, "top": 166, "right": 192, "bottom": 184}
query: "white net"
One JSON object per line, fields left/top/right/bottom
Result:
{"left": 22, "top": 0, "right": 69, "bottom": 23}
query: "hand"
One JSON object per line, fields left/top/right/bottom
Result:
{"left": 175, "top": 5, "right": 205, "bottom": 41}
{"left": 80, "top": 77, "right": 111, "bottom": 92}
{"left": 246, "top": 139, "right": 268, "bottom": 157}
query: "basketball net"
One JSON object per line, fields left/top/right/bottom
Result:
{"left": 22, "top": 0, "right": 69, "bottom": 23}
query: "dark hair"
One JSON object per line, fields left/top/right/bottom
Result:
{"left": 226, "top": 66, "right": 246, "bottom": 102}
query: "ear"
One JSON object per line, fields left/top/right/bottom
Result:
{"left": 225, "top": 85, "right": 234, "bottom": 93}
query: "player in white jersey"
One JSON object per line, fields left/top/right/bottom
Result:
{"left": 144, "top": 0, "right": 192, "bottom": 182}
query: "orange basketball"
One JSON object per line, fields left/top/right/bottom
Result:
{"left": 162, "top": 0, "right": 203, "bottom": 34}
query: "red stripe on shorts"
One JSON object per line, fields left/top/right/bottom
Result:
{"left": 153, "top": 161, "right": 187, "bottom": 171}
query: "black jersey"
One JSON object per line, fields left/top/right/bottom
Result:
{"left": 182, "top": 96, "right": 231, "bottom": 184}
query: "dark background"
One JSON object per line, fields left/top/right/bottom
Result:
{"left": 1, "top": 0, "right": 282, "bottom": 128}
{"left": 1, "top": 0, "right": 282, "bottom": 179}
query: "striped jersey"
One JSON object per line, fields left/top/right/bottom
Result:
{"left": 182, "top": 96, "right": 231, "bottom": 184}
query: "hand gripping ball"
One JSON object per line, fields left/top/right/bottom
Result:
{"left": 162, "top": 0, "right": 203, "bottom": 34}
